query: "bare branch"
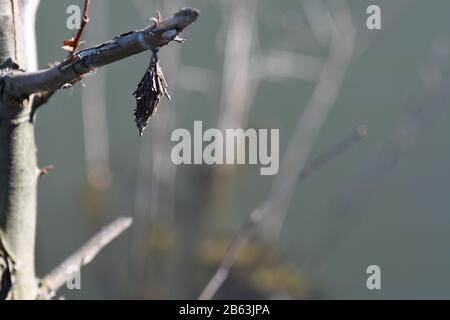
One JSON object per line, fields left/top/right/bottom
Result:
{"left": 39, "top": 216, "right": 133, "bottom": 298}
{"left": 1, "top": 7, "right": 199, "bottom": 100}
{"left": 63, "top": 0, "right": 91, "bottom": 54}
{"left": 32, "top": 0, "right": 92, "bottom": 111}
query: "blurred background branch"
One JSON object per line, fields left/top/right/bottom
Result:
{"left": 40, "top": 216, "right": 132, "bottom": 299}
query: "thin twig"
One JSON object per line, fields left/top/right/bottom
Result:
{"left": 32, "top": 0, "right": 91, "bottom": 114}
{"left": 300, "top": 125, "right": 368, "bottom": 179}
{"left": 39, "top": 216, "right": 133, "bottom": 298}
{"left": 68, "top": 0, "right": 91, "bottom": 54}
{"left": 199, "top": 124, "right": 366, "bottom": 300}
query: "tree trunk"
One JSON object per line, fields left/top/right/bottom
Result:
{"left": 0, "top": 0, "right": 38, "bottom": 299}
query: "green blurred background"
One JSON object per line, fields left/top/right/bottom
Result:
{"left": 33, "top": 0, "right": 450, "bottom": 299}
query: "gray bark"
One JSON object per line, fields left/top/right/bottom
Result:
{"left": 0, "top": 0, "right": 38, "bottom": 299}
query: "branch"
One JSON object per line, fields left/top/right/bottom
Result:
{"left": 32, "top": 0, "right": 91, "bottom": 112}
{"left": 1, "top": 7, "right": 199, "bottom": 100}
{"left": 39, "top": 216, "right": 132, "bottom": 298}
{"left": 63, "top": 0, "right": 91, "bottom": 54}
{"left": 300, "top": 125, "right": 368, "bottom": 179}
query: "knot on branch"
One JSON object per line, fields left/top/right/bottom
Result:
{"left": 0, "top": 58, "right": 29, "bottom": 110}
{"left": 143, "top": 7, "right": 198, "bottom": 48}
{"left": 0, "top": 58, "right": 23, "bottom": 73}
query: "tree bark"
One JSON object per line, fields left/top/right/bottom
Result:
{"left": 0, "top": 0, "right": 38, "bottom": 299}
